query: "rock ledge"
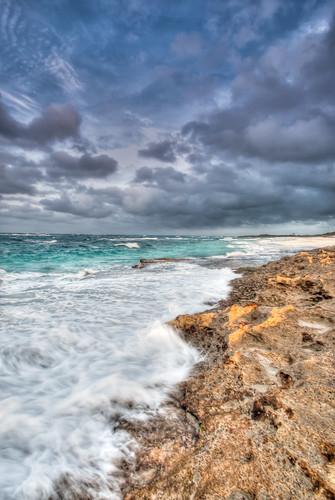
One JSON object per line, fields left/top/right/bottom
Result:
{"left": 123, "top": 247, "right": 335, "bottom": 499}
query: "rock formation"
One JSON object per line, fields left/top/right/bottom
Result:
{"left": 123, "top": 248, "right": 335, "bottom": 499}
{"left": 133, "top": 257, "right": 192, "bottom": 269}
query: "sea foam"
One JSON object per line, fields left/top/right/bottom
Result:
{"left": 0, "top": 260, "right": 235, "bottom": 499}
{"left": 114, "top": 242, "right": 140, "bottom": 249}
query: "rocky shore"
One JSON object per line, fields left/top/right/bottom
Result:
{"left": 122, "top": 247, "right": 335, "bottom": 499}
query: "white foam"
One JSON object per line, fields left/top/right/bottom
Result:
{"left": 100, "top": 237, "right": 156, "bottom": 242}
{"left": 229, "top": 251, "right": 250, "bottom": 257}
{"left": 137, "top": 237, "right": 159, "bottom": 240}
{"left": 114, "top": 242, "right": 140, "bottom": 249}
{"left": 217, "top": 235, "right": 335, "bottom": 262}
{"left": 0, "top": 262, "right": 235, "bottom": 498}
{"left": 76, "top": 268, "right": 98, "bottom": 279}
{"left": 208, "top": 251, "right": 249, "bottom": 260}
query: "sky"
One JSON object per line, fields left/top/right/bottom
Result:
{"left": 0, "top": 0, "right": 334, "bottom": 235}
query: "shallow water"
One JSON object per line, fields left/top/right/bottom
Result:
{"left": 0, "top": 234, "right": 334, "bottom": 498}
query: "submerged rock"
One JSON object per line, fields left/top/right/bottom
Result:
{"left": 123, "top": 247, "right": 335, "bottom": 499}
{"left": 132, "top": 257, "right": 192, "bottom": 269}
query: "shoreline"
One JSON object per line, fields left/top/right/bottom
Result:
{"left": 122, "top": 246, "right": 335, "bottom": 499}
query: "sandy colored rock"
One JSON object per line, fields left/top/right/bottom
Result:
{"left": 123, "top": 248, "right": 335, "bottom": 499}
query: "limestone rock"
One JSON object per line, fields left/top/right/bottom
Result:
{"left": 123, "top": 247, "right": 335, "bottom": 499}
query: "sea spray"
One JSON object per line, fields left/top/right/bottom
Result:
{"left": 0, "top": 249, "right": 235, "bottom": 498}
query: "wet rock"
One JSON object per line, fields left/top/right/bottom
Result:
{"left": 123, "top": 247, "right": 335, "bottom": 499}
{"left": 132, "top": 257, "right": 192, "bottom": 269}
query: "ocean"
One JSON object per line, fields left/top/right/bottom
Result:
{"left": 0, "top": 233, "right": 333, "bottom": 499}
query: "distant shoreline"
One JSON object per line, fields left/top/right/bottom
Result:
{"left": 0, "top": 231, "right": 334, "bottom": 237}
{"left": 236, "top": 231, "right": 335, "bottom": 238}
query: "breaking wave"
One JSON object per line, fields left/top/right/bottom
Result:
{"left": 0, "top": 256, "right": 235, "bottom": 499}
{"left": 114, "top": 242, "right": 140, "bottom": 249}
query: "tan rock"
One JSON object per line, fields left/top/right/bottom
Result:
{"left": 123, "top": 247, "right": 335, "bottom": 500}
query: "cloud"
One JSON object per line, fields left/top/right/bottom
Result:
{"left": 138, "top": 140, "right": 177, "bottom": 163}
{"left": 1, "top": 2, "right": 334, "bottom": 232}
{"left": 27, "top": 104, "right": 81, "bottom": 144}
{"left": 0, "top": 149, "right": 118, "bottom": 199}
{"left": 41, "top": 193, "right": 114, "bottom": 218}
{"left": 0, "top": 162, "right": 42, "bottom": 195}
{"left": 171, "top": 33, "right": 203, "bottom": 57}
{"left": 181, "top": 14, "right": 335, "bottom": 163}
{"left": 49, "top": 152, "right": 118, "bottom": 179}
{"left": 244, "top": 114, "right": 335, "bottom": 162}
{"left": 0, "top": 99, "right": 81, "bottom": 145}
{"left": 118, "top": 160, "right": 335, "bottom": 228}
{"left": 0, "top": 99, "right": 24, "bottom": 139}
{"left": 134, "top": 166, "right": 186, "bottom": 190}
{"left": 53, "top": 152, "right": 332, "bottom": 228}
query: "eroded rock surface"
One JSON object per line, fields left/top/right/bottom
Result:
{"left": 123, "top": 247, "right": 335, "bottom": 499}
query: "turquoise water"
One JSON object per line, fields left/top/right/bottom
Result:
{"left": 0, "top": 234, "right": 239, "bottom": 499}
{"left": 0, "top": 234, "right": 236, "bottom": 272}
{"left": 0, "top": 234, "right": 331, "bottom": 499}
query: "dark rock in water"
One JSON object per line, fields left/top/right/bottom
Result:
{"left": 132, "top": 257, "right": 192, "bottom": 269}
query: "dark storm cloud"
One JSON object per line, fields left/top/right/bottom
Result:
{"left": 0, "top": 100, "right": 24, "bottom": 139}
{"left": 0, "top": 100, "right": 81, "bottom": 145}
{"left": 18, "top": 154, "right": 335, "bottom": 227}
{"left": 182, "top": 111, "right": 335, "bottom": 163}
{"left": 27, "top": 105, "right": 81, "bottom": 144}
{"left": 0, "top": 149, "right": 118, "bottom": 199}
{"left": 49, "top": 152, "right": 118, "bottom": 179}
{"left": 111, "top": 10, "right": 335, "bottom": 228}
{"left": 1, "top": 0, "right": 334, "bottom": 232}
{"left": 0, "top": 149, "right": 118, "bottom": 198}
{"left": 120, "top": 160, "right": 335, "bottom": 228}
{"left": 0, "top": 163, "right": 42, "bottom": 195}
{"left": 138, "top": 140, "right": 177, "bottom": 163}
{"left": 134, "top": 166, "right": 186, "bottom": 190}
{"left": 181, "top": 14, "right": 335, "bottom": 163}
{"left": 41, "top": 194, "right": 114, "bottom": 218}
